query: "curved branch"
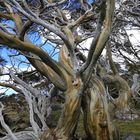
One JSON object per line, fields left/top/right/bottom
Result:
{"left": 1, "top": 10, "right": 67, "bottom": 91}
{"left": 19, "top": 20, "right": 33, "bottom": 40}
{"left": 0, "top": 31, "right": 67, "bottom": 88}
{"left": 106, "top": 44, "right": 119, "bottom": 75}
{"left": 131, "top": 74, "right": 140, "bottom": 97}
{"left": 27, "top": 58, "right": 67, "bottom": 91}
{"left": 0, "top": 9, "right": 67, "bottom": 91}
{"left": 79, "top": 1, "right": 106, "bottom": 73}
{"left": 82, "top": 0, "right": 115, "bottom": 85}
{"left": 8, "top": 0, "right": 69, "bottom": 46}
{"left": 102, "top": 74, "right": 132, "bottom": 113}
{"left": 0, "top": 82, "right": 22, "bottom": 93}
{"left": 7, "top": 0, "right": 77, "bottom": 64}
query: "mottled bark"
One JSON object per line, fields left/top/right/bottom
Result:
{"left": 41, "top": 46, "right": 83, "bottom": 140}
{"left": 53, "top": 75, "right": 83, "bottom": 140}
{"left": 40, "top": 75, "right": 83, "bottom": 140}
{"left": 106, "top": 43, "right": 134, "bottom": 120}
{"left": 82, "top": 77, "right": 114, "bottom": 140}
{"left": 114, "top": 76, "right": 131, "bottom": 110}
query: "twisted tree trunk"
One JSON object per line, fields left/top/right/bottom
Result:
{"left": 54, "top": 75, "right": 83, "bottom": 140}
{"left": 82, "top": 76, "right": 114, "bottom": 140}
{"left": 41, "top": 44, "right": 83, "bottom": 140}
{"left": 41, "top": 73, "right": 83, "bottom": 140}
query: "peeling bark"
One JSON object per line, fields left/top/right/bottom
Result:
{"left": 106, "top": 43, "right": 134, "bottom": 120}
{"left": 82, "top": 77, "right": 114, "bottom": 140}
{"left": 41, "top": 45, "right": 83, "bottom": 140}
{"left": 41, "top": 75, "right": 83, "bottom": 140}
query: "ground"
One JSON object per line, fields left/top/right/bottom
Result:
{"left": 0, "top": 94, "right": 140, "bottom": 139}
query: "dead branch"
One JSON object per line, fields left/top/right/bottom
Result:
{"left": 0, "top": 102, "right": 18, "bottom": 140}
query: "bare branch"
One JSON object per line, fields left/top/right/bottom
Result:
{"left": 0, "top": 82, "right": 22, "bottom": 93}
{"left": 106, "top": 43, "right": 119, "bottom": 75}
{"left": 131, "top": 74, "right": 140, "bottom": 97}
{"left": 33, "top": 96, "right": 50, "bottom": 131}
{"left": 0, "top": 102, "right": 18, "bottom": 140}
{"left": 21, "top": 88, "right": 41, "bottom": 137}
{"left": 10, "top": 70, "right": 40, "bottom": 96}
{"left": 1, "top": 131, "right": 39, "bottom": 140}
{"left": 0, "top": 31, "right": 66, "bottom": 85}
{"left": 19, "top": 20, "right": 33, "bottom": 40}
{"left": 8, "top": 0, "right": 68, "bottom": 43}
{"left": 82, "top": 0, "right": 115, "bottom": 85}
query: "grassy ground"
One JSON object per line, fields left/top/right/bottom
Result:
{"left": 75, "top": 101, "right": 140, "bottom": 139}
{"left": 114, "top": 100, "right": 140, "bottom": 137}
{"left": 75, "top": 115, "right": 140, "bottom": 139}
{"left": 114, "top": 118, "right": 140, "bottom": 136}
{"left": 46, "top": 100, "right": 140, "bottom": 139}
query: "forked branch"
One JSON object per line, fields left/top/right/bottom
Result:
{"left": 82, "top": 0, "right": 115, "bottom": 86}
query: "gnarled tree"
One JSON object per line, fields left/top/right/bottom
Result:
{"left": 0, "top": 0, "right": 139, "bottom": 140}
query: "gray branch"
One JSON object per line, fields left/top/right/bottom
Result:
{"left": 131, "top": 74, "right": 140, "bottom": 97}
{"left": 0, "top": 131, "right": 39, "bottom": 140}
{"left": 20, "top": 88, "right": 41, "bottom": 137}
{"left": 0, "top": 102, "right": 18, "bottom": 140}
